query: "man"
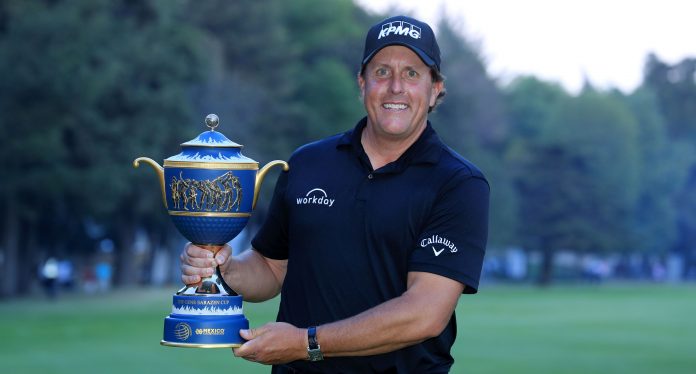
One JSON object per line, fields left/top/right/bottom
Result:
{"left": 181, "top": 15, "right": 489, "bottom": 373}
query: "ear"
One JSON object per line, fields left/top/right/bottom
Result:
{"left": 357, "top": 73, "right": 366, "bottom": 98}
{"left": 429, "top": 80, "right": 444, "bottom": 107}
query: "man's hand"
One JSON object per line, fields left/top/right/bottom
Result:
{"left": 180, "top": 243, "right": 231, "bottom": 285}
{"left": 233, "top": 322, "right": 308, "bottom": 365}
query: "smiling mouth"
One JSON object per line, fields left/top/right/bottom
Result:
{"left": 383, "top": 103, "right": 408, "bottom": 110}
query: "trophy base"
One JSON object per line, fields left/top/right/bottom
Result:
{"left": 162, "top": 294, "right": 249, "bottom": 348}
{"left": 160, "top": 340, "right": 243, "bottom": 348}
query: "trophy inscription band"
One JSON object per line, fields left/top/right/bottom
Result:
{"left": 161, "top": 295, "right": 248, "bottom": 348}
{"left": 134, "top": 114, "right": 288, "bottom": 349}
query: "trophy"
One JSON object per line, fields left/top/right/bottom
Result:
{"left": 134, "top": 114, "right": 288, "bottom": 348}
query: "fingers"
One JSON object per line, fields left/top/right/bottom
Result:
{"left": 232, "top": 323, "right": 305, "bottom": 365}
{"left": 181, "top": 243, "right": 231, "bottom": 266}
{"left": 180, "top": 265, "right": 214, "bottom": 285}
{"left": 181, "top": 253, "right": 217, "bottom": 268}
{"left": 184, "top": 243, "right": 217, "bottom": 260}
{"left": 181, "top": 243, "right": 218, "bottom": 267}
{"left": 180, "top": 243, "right": 218, "bottom": 285}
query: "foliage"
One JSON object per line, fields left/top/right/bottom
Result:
{"left": 0, "top": 0, "right": 695, "bottom": 294}
{"left": 643, "top": 54, "right": 696, "bottom": 261}
{"left": 504, "top": 78, "right": 675, "bottom": 283}
{"left": 621, "top": 88, "right": 689, "bottom": 254}
{"left": 431, "top": 18, "right": 515, "bottom": 246}
{"left": 643, "top": 54, "right": 696, "bottom": 138}
{"left": 0, "top": 0, "right": 207, "bottom": 292}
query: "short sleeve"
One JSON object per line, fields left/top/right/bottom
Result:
{"left": 409, "top": 175, "right": 489, "bottom": 294}
{"left": 251, "top": 170, "right": 290, "bottom": 260}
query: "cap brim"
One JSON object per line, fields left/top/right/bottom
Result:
{"left": 362, "top": 43, "right": 438, "bottom": 70}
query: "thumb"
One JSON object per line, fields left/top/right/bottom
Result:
{"left": 239, "top": 327, "right": 260, "bottom": 341}
{"left": 216, "top": 244, "right": 232, "bottom": 265}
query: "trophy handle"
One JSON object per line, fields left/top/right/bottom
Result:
{"left": 133, "top": 157, "right": 166, "bottom": 208}
{"left": 253, "top": 160, "right": 289, "bottom": 210}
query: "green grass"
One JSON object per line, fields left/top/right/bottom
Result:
{"left": 1, "top": 284, "right": 694, "bottom": 373}
{"left": 452, "top": 284, "right": 696, "bottom": 373}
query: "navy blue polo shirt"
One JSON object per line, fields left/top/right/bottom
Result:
{"left": 252, "top": 118, "right": 489, "bottom": 373}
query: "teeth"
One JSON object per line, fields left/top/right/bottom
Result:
{"left": 383, "top": 103, "right": 407, "bottom": 110}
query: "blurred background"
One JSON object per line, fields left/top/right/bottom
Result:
{"left": 0, "top": 1, "right": 694, "bottom": 373}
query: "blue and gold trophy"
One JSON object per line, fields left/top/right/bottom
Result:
{"left": 134, "top": 114, "right": 288, "bottom": 348}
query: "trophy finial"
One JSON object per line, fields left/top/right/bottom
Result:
{"left": 205, "top": 113, "right": 219, "bottom": 131}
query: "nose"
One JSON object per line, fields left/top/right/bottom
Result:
{"left": 389, "top": 75, "right": 404, "bottom": 94}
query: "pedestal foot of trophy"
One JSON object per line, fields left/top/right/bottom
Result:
{"left": 161, "top": 297, "right": 249, "bottom": 348}
{"left": 163, "top": 249, "right": 248, "bottom": 348}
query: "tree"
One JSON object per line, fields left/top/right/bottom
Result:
{"left": 0, "top": 0, "right": 207, "bottom": 295}
{"left": 431, "top": 18, "right": 507, "bottom": 150}
{"left": 620, "top": 88, "right": 688, "bottom": 255}
{"left": 503, "top": 77, "right": 569, "bottom": 252}
{"left": 430, "top": 18, "right": 515, "bottom": 247}
{"left": 643, "top": 54, "right": 696, "bottom": 137}
{"left": 270, "top": 0, "right": 368, "bottom": 150}
{"left": 507, "top": 80, "right": 641, "bottom": 284}
{"left": 643, "top": 53, "right": 696, "bottom": 275}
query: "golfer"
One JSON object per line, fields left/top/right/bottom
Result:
{"left": 181, "top": 15, "right": 489, "bottom": 373}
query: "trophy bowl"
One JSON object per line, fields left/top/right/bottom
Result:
{"left": 134, "top": 114, "right": 288, "bottom": 348}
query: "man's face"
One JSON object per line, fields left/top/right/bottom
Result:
{"left": 358, "top": 46, "right": 443, "bottom": 141}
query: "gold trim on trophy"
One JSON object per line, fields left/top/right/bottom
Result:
{"left": 160, "top": 340, "right": 243, "bottom": 348}
{"left": 164, "top": 161, "right": 259, "bottom": 170}
{"left": 253, "top": 160, "right": 289, "bottom": 209}
{"left": 133, "top": 157, "right": 166, "bottom": 207}
{"left": 168, "top": 211, "right": 252, "bottom": 217}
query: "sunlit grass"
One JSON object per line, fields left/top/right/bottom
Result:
{"left": 452, "top": 283, "right": 696, "bottom": 373}
{"left": 1, "top": 284, "right": 694, "bottom": 374}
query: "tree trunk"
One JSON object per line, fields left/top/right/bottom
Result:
{"left": 23, "top": 223, "right": 39, "bottom": 295}
{"left": 1, "top": 197, "right": 20, "bottom": 298}
{"left": 537, "top": 247, "right": 554, "bottom": 286}
{"left": 115, "top": 220, "right": 137, "bottom": 287}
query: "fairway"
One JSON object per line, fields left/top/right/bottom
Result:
{"left": 1, "top": 284, "right": 694, "bottom": 373}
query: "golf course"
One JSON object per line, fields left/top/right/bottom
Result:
{"left": 1, "top": 283, "right": 693, "bottom": 373}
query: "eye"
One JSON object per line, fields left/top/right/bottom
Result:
{"left": 405, "top": 69, "right": 419, "bottom": 79}
{"left": 375, "top": 67, "right": 389, "bottom": 77}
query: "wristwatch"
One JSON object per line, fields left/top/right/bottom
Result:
{"left": 307, "top": 326, "right": 324, "bottom": 361}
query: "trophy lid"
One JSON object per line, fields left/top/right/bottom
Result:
{"left": 165, "top": 114, "right": 257, "bottom": 164}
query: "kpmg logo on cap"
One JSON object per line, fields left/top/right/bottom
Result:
{"left": 378, "top": 20, "right": 421, "bottom": 40}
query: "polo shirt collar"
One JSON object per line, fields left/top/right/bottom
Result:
{"left": 337, "top": 117, "right": 442, "bottom": 171}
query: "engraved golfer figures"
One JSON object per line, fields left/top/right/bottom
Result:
{"left": 134, "top": 114, "right": 288, "bottom": 347}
